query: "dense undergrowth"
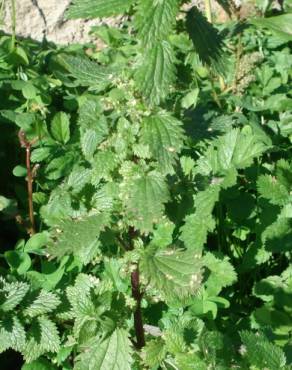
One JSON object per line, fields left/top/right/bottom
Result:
{"left": 0, "top": 0, "right": 292, "bottom": 369}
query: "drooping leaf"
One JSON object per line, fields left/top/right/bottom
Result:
{"left": 135, "top": 0, "right": 179, "bottom": 47}
{"left": 140, "top": 112, "right": 185, "bottom": 174}
{"left": 135, "top": 41, "right": 176, "bottom": 106}
{"left": 140, "top": 246, "right": 202, "bottom": 301}
{"left": 74, "top": 328, "right": 133, "bottom": 370}
{"left": 66, "top": 0, "right": 134, "bottom": 19}
{"left": 186, "top": 6, "right": 225, "bottom": 73}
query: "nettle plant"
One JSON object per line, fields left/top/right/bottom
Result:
{"left": 0, "top": 0, "right": 292, "bottom": 369}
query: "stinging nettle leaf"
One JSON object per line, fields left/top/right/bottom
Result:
{"left": 59, "top": 54, "right": 116, "bottom": 89}
{"left": 135, "top": 41, "right": 176, "bottom": 106}
{"left": 186, "top": 6, "right": 226, "bottom": 73}
{"left": 49, "top": 213, "right": 110, "bottom": 264}
{"left": 0, "top": 280, "right": 30, "bottom": 312}
{"left": 74, "top": 328, "right": 133, "bottom": 370}
{"left": 123, "top": 171, "right": 170, "bottom": 234}
{"left": 66, "top": 0, "right": 134, "bottom": 19}
{"left": 140, "top": 246, "right": 202, "bottom": 301}
{"left": 135, "top": 0, "right": 179, "bottom": 47}
{"left": 140, "top": 112, "right": 185, "bottom": 174}
{"left": 23, "top": 290, "right": 61, "bottom": 318}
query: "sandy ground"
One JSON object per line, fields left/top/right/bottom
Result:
{"left": 1, "top": 0, "right": 122, "bottom": 45}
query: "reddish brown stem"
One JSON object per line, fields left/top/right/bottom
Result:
{"left": 18, "top": 130, "right": 35, "bottom": 235}
{"left": 26, "top": 145, "right": 35, "bottom": 235}
{"left": 131, "top": 267, "right": 145, "bottom": 349}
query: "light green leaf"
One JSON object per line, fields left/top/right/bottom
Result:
{"left": 123, "top": 171, "right": 170, "bottom": 233}
{"left": 181, "top": 88, "right": 200, "bottom": 109}
{"left": 51, "top": 112, "right": 70, "bottom": 144}
{"left": 140, "top": 112, "right": 185, "bottom": 174}
{"left": 59, "top": 55, "right": 115, "bottom": 89}
{"left": 196, "top": 128, "right": 268, "bottom": 175}
{"left": 203, "top": 253, "right": 237, "bottom": 296}
{"left": 0, "top": 280, "right": 29, "bottom": 312}
{"left": 23, "top": 316, "right": 60, "bottom": 363}
{"left": 257, "top": 174, "right": 289, "bottom": 206}
{"left": 140, "top": 246, "right": 202, "bottom": 301}
{"left": 66, "top": 0, "right": 134, "bottom": 19}
{"left": 23, "top": 290, "right": 61, "bottom": 318}
{"left": 135, "top": 41, "right": 176, "bottom": 106}
{"left": 240, "top": 331, "right": 286, "bottom": 370}
{"left": 0, "top": 316, "right": 26, "bottom": 353}
{"left": 135, "top": 0, "right": 179, "bottom": 47}
{"left": 49, "top": 213, "right": 110, "bottom": 264}
{"left": 250, "top": 14, "right": 292, "bottom": 41}
{"left": 74, "top": 328, "right": 133, "bottom": 370}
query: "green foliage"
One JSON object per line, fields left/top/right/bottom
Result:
{"left": 0, "top": 1, "right": 291, "bottom": 369}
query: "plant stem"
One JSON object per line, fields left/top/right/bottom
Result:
{"left": 128, "top": 226, "right": 145, "bottom": 349}
{"left": 18, "top": 131, "right": 35, "bottom": 235}
{"left": 10, "top": 0, "right": 16, "bottom": 49}
{"left": 26, "top": 145, "right": 35, "bottom": 235}
{"left": 131, "top": 267, "right": 145, "bottom": 349}
{"left": 205, "top": 0, "right": 212, "bottom": 23}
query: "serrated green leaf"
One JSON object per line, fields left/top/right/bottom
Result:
{"left": 196, "top": 128, "right": 268, "bottom": 175}
{"left": 23, "top": 316, "right": 60, "bottom": 363}
{"left": 257, "top": 174, "right": 289, "bottom": 206}
{"left": 0, "top": 315, "right": 26, "bottom": 353}
{"left": 0, "top": 280, "right": 29, "bottom": 312}
{"left": 49, "top": 213, "right": 110, "bottom": 264}
{"left": 74, "top": 328, "right": 133, "bottom": 370}
{"left": 135, "top": 41, "right": 176, "bottom": 106}
{"left": 135, "top": 0, "right": 179, "bottom": 47}
{"left": 203, "top": 253, "right": 237, "bottom": 296}
{"left": 143, "top": 338, "right": 166, "bottom": 368}
{"left": 140, "top": 246, "right": 202, "bottom": 301}
{"left": 240, "top": 331, "right": 286, "bottom": 370}
{"left": 123, "top": 171, "right": 170, "bottom": 233}
{"left": 51, "top": 112, "right": 70, "bottom": 144}
{"left": 180, "top": 186, "right": 220, "bottom": 252}
{"left": 59, "top": 55, "right": 115, "bottom": 89}
{"left": 23, "top": 290, "right": 61, "bottom": 318}
{"left": 66, "top": 0, "right": 134, "bottom": 19}
{"left": 186, "top": 6, "right": 225, "bottom": 73}
{"left": 140, "top": 112, "right": 185, "bottom": 174}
